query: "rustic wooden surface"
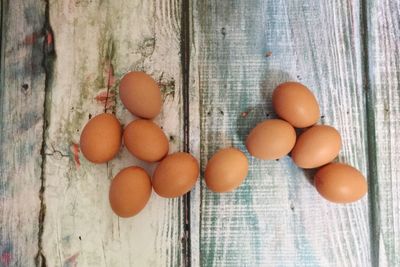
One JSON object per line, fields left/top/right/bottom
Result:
{"left": 0, "top": 0, "right": 399, "bottom": 266}
{"left": 40, "top": 0, "right": 186, "bottom": 266}
{"left": 0, "top": 1, "right": 47, "bottom": 266}
{"left": 366, "top": 0, "right": 400, "bottom": 266}
{"left": 193, "top": 0, "right": 370, "bottom": 266}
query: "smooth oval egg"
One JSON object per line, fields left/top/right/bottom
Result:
{"left": 152, "top": 152, "right": 199, "bottom": 198}
{"left": 80, "top": 113, "right": 122, "bottom": 163}
{"left": 205, "top": 147, "right": 248, "bottom": 193}
{"left": 119, "top": 71, "right": 162, "bottom": 119}
{"left": 246, "top": 119, "right": 296, "bottom": 160}
{"left": 315, "top": 163, "right": 367, "bottom": 203}
{"left": 123, "top": 119, "right": 169, "bottom": 162}
{"left": 109, "top": 166, "right": 152, "bottom": 217}
{"left": 272, "top": 82, "right": 320, "bottom": 128}
{"left": 291, "top": 125, "right": 341, "bottom": 168}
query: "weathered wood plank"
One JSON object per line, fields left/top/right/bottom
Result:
{"left": 0, "top": 1, "right": 47, "bottom": 266}
{"left": 366, "top": 0, "right": 400, "bottom": 265}
{"left": 42, "top": 1, "right": 185, "bottom": 266}
{"left": 193, "top": 0, "right": 370, "bottom": 266}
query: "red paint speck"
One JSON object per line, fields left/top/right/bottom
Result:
{"left": 24, "top": 33, "right": 38, "bottom": 45}
{"left": 106, "top": 63, "right": 115, "bottom": 88}
{"left": 64, "top": 252, "right": 79, "bottom": 267}
{"left": 70, "top": 144, "right": 80, "bottom": 168}
{"left": 95, "top": 90, "right": 115, "bottom": 110}
{"left": 46, "top": 32, "right": 53, "bottom": 45}
{"left": 1, "top": 252, "right": 11, "bottom": 266}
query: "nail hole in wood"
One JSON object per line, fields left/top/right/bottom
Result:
{"left": 221, "top": 27, "right": 226, "bottom": 37}
{"left": 21, "top": 83, "right": 30, "bottom": 95}
{"left": 290, "top": 203, "right": 295, "bottom": 211}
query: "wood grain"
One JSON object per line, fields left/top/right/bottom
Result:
{"left": 0, "top": 1, "right": 47, "bottom": 266}
{"left": 193, "top": 0, "right": 371, "bottom": 266}
{"left": 366, "top": 0, "right": 400, "bottom": 265}
{"left": 42, "top": 0, "right": 185, "bottom": 266}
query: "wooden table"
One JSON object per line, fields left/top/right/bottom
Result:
{"left": 1, "top": 0, "right": 399, "bottom": 266}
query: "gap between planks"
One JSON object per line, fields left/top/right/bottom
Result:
{"left": 360, "top": 0, "right": 380, "bottom": 265}
{"left": 181, "top": 0, "right": 192, "bottom": 266}
{"left": 36, "top": 0, "right": 56, "bottom": 266}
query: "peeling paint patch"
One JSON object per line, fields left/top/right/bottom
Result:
{"left": 24, "top": 32, "right": 39, "bottom": 45}
{"left": 46, "top": 32, "right": 53, "bottom": 45}
{"left": 0, "top": 242, "right": 12, "bottom": 267}
{"left": 1, "top": 252, "right": 11, "bottom": 266}
{"left": 70, "top": 144, "right": 80, "bottom": 168}
{"left": 64, "top": 252, "right": 79, "bottom": 267}
{"left": 94, "top": 90, "right": 115, "bottom": 110}
{"left": 104, "top": 61, "right": 115, "bottom": 88}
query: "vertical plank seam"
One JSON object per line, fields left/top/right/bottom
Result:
{"left": 35, "top": 0, "right": 55, "bottom": 266}
{"left": 360, "top": 0, "right": 380, "bottom": 266}
{"left": 0, "top": 0, "right": 5, "bottom": 144}
{"left": 181, "top": 0, "right": 191, "bottom": 266}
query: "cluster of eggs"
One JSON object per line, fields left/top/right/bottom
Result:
{"left": 80, "top": 72, "right": 242, "bottom": 217}
{"left": 246, "top": 82, "right": 367, "bottom": 203}
{"left": 80, "top": 73, "right": 367, "bottom": 218}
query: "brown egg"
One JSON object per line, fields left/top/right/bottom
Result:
{"left": 152, "top": 152, "right": 199, "bottom": 198}
{"left": 119, "top": 71, "right": 162, "bottom": 119}
{"left": 291, "top": 125, "right": 341, "bottom": 169}
{"left": 123, "top": 119, "right": 169, "bottom": 162}
{"left": 205, "top": 147, "right": 248, "bottom": 193}
{"left": 109, "top": 166, "right": 152, "bottom": 217}
{"left": 315, "top": 163, "right": 367, "bottom": 203}
{"left": 272, "top": 82, "right": 320, "bottom": 128}
{"left": 246, "top": 119, "right": 296, "bottom": 160}
{"left": 80, "top": 113, "right": 122, "bottom": 163}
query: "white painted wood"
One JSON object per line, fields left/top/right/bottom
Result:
{"left": 0, "top": 1, "right": 46, "bottom": 266}
{"left": 189, "top": 1, "right": 201, "bottom": 265}
{"left": 367, "top": 0, "right": 400, "bottom": 265}
{"left": 192, "top": 0, "right": 371, "bottom": 266}
{"left": 42, "top": 1, "right": 185, "bottom": 266}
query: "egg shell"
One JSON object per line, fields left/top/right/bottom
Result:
{"left": 109, "top": 166, "right": 152, "bottom": 217}
{"left": 79, "top": 113, "right": 122, "bottom": 163}
{"left": 123, "top": 119, "right": 169, "bottom": 162}
{"left": 246, "top": 119, "right": 296, "bottom": 160}
{"left": 119, "top": 71, "right": 162, "bottom": 119}
{"left": 205, "top": 147, "right": 248, "bottom": 193}
{"left": 314, "top": 163, "right": 367, "bottom": 203}
{"left": 291, "top": 125, "right": 341, "bottom": 169}
{"left": 152, "top": 152, "right": 199, "bottom": 198}
{"left": 272, "top": 82, "right": 320, "bottom": 128}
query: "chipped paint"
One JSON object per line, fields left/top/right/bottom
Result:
{"left": 69, "top": 144, "right": 80, "bottom": 168}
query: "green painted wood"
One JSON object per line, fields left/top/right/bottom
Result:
{"left": 41, "top": 1, "right": 186, "bottom": 266}
{"left": 0, "top": 0, "right": 47, "bottom": 266}
{"left": 366, "top": 0, "right": 400, "bottom": 265}
{"left": 193, "top": 0, "right": 371, "bottom": 266}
